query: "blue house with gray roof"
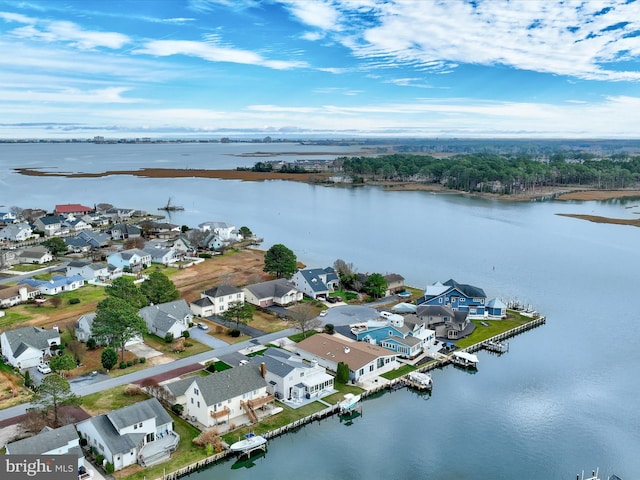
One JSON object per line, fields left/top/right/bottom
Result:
{"left": 290, "top": 267, "right": 340, "bottom": 299}
{"left": 416, "top": 279, "right": 487, "bottom": 318}
{"left": 75, "top": 397, "right": 177, "bottom": 470}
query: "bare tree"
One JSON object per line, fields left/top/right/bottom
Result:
{"left": 288, "top": 303, "right": 322, "bottom": 338}
{"left": 124, "top": 236, "right": 145, "bottom": 249}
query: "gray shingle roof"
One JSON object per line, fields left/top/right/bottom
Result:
{"left": 194, "top": 366, "right": 267, "bottom": 406}
{"left": 3, "top": 326, "right": 59, "bottom": 352}
{"left": 139, "top": 300, "right": 190, "bottom": 333}
{"left": 6, "top": 424, "right": 79, "bottom": 455}
{"left": 443, "top": 279, "right": 486, "bottom": 299}
{"left": 202, "top": 285, "right": 242, "bottom": 298}
{"left": 244, "top": 278, "right": 298, "bottom": 300}
{"left": 106, "top": 397, "right": 172, "bottom": 431}
{"left": 164, "top": 377, "right": 195, "bottom": 398}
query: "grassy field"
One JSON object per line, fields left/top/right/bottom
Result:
{"left": 81, "top": 385, "right": 150, "bottom": 416}
{"left": 455, "top": 311, "right": 534, "bottom": 349}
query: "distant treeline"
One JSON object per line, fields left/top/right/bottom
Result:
{"left": 335, "top": 153, "right": 640, "bottom": 193}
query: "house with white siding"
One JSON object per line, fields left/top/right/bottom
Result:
{"left": 5, "top": 424, "right": 85, "bottom": 470}
{"left": 190, "top": 285, "right": 244, "bottom": 317}
{"left": 243, "top": 278, "right": 303, "bottom": 307}
{"left": 291, "top": 267, "right": 340, "bottom": 300}
{"left": 0, "top": 284, "right": 40, "bottom": 308}
{"left": 0, "top": 326, "right": 60, "bottom": 369}
{"left": 20, "top": 274, "right": 85, "bottom": 295}
{"left": 139, "top": 300, "right": 192, "bottom": 339}
{"left": 0, "top": 222, "right": 34, "bottom": 242}
{"left": 18, "top": 246, "right": 53, "bottom": 264}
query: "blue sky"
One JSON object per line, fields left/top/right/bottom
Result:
{"left": 1, "top": 0, "right": 639, "bottom": 139}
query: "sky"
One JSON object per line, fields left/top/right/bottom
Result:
{"left": 1, "top": 0, "right": 640, "bottom": 139}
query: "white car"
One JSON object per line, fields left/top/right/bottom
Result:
{"left": 37, "top": 363, "right": 52, "bottom": 374}
{"left": 319, "top": 310, "right": 328, "bottom": 317}
{"left": 197, "top": 322, "right": 209, "bottom": 330}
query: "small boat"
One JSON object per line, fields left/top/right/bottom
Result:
{"left": 158, "top": 197, "right": 184, "bottom": 211}
{"left": 575, "top": 469, "right": 622, "bottom": 480}
{"left": 451, "top": 351, "right": 479, "bottom": 369}
{"left": 338, "top": 393, "right": 361, "bottom": 414}
{"left": 407, "top": 371, "right": 433, "bottom": 390}
{"left": 229, "top": 433, "right": 267, "bottom": 454}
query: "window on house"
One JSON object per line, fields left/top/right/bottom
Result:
{"left": 139, "top": 423, "right": 142, "bottom": 427}
{"left": 460, "top": 298, "right": 465, "bottom": 302}
{"left": 194, "top": 388, "right": 199, "bottom": 395}
{"left": 438, "top": 298, "right": 443, "bottom": 303}
{"left": 191, "top": 398, "right": 194, "bottom": 404}
{"left": 197, "top": 401, "right": 200, "bottom": 408}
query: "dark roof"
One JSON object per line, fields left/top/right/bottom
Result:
{"left": 2, "top": 326, "right": 59, "bottom": 352}
{"left": 194, "top": 365, "right": 267, "bottom": 406}
{"left": 191, "top": 297, "right": 214, "bottom": 307}
{"left": 443, "top": 279, "right": 486, "bottom": 298}
{"left": 202, "top": 284, "right": 242, "bottom": 298}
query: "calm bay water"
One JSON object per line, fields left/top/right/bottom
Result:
{"left": 1, "top": 143, "right": 639, "bottom": 479}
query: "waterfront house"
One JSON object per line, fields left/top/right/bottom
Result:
{"left": 102, "top": 207, "right": 137, "bottom": 221}
{"left": 75, "top": 398, "right": 178, "bottom": 471}
{"left": 198, "top": 221, "right": 241, "bottom": 242}
{"left": 243, "top": 278, "right": 303, "bottom": 307}
{"left": 384, "top": 273, "right": 406, "bottom": 294}
{"left": 0, "top": 211, "right": 17, "bottom": 223}
{"left": 107, "top": 248, "right": 151, "bottom": 272}
{"left": 0, "top": 222, "right": 34, "bottom": 242}
{"left": 166, "top": 365, "right": 271, "bottom": 427}
{"left": 190, "top": 284, "right": 244, "bottom": 317}
{"left": 290, "top": 267, "right": 340, "bottom": 300}
{"left": 295, "top": 333, "right": 398, "bottom": 382}
{"left": 33, "top": 215, "right": 66, "bottom": 236}
{"left": 140, "top": 221, "right": 181, "bottom": 240}
{"left": 139, "top": 300, "right": 192, "bottom": 339}
{"left": 5, "top": 424, "right": 85, "bottom": 470}
{"left": 250, "top": 347, "right": 334, "bottom": 402}
{"left": 486, "top": 297, "right": 507, "bottom": 318}
{"left": 414, "top": 305, "right": 473, "bottom": 340}
{"left": 20, "top": 274, "right": 85, "bottom": 295}
{"left": 108, "top": 223, "right": 141, "bottom": 240}
{"left": 350, "top": 312, "right": 436, "bottom": 358}
{"left": 0, "top": 284, "right": 40, "bottom": 308}
{"left": 0, "top": 325, "right": 60, "bottom": 369}
{"left": 74, "top": 312, "right": 143, "bottom": 346}
{"left": 415, "top": 279, "right": 487, "bottom": 318}
{"left": 54, "top": 204, "right": 92, "bottom": 216}
{"left": 18, "top": 245, "right": 53, "bottom": 264}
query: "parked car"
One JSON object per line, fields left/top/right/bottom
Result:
{"left": 197, "top": 322, "right": 209, "bottom": 330}
{"left": 326, "top": 296, "right": 337, "bottom": 303}
{"left": 37, "top": 363, "right": 52, "bottom": 374}
{"left": 319, "top": 310, "right": 328, "bottom": 317}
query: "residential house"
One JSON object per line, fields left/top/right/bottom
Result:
{"left": 141, "top": 222, "right": 181, "bottom": 240}
{"left": 81, "top": 212, "right": 111, "bottom": 227}
{"left": 415, "top": 279, "right": 487, "bottom": 318}
{"left": 107, "top": 249, "right": 151, "bottom": 272}
{"left": 142, "top": 245, "right": 178, "bottom": 265}
{"left": 384, "top": 273, "right": 405, "bottom": 294}
{"left": 0, "top": 284, "right": 40, "bottom": 308}
{"left": 166, "top": 366, "right": 271, "bottom": 428}
{"left": 198, "top": 221, "right": 241, "bottom": 242}
{"left": 350, "top": 311, "right": 436, "bottom": 358}
{"left": 76, "top": 230, "right": 110, "bottom": 248}
{"left": 103, "top": 207, "right": 137, "bottom": 221}
{"left": 75, "top": 398, "right": 178, "bottom": 471}
{"left": 0, "top": 325, "right": 60, "bottom": 369}
{"left": 0, "top": 211, "right": 17, "bottom": 223}
{"left": 0, "top": 222, "right": 34, "bottom": 242}
{"left": 18, "top": 246, "right": 53, "bottom": 264}
{"left": 243, "top": 278, "right": 303, "bottom": 308}
{"left": 250, "top": 347, "right": 334, "bottom": 402}
{"left": 33, "top": 216, "right": 66, "bottom": 236}
{"left": 139, "top": 300, "right": 192, "bottom": 339}
{"left": 67, "top": 260, "right": 122, "bottom": 282}
{"left": 54, "top": 204, "right": 92, "bottom": 216}
{"left": 20, "top": 274, "right": 85, "bottom": 295}
{"left": 5, "top": 424, "right": 84, "bottom": 470}
{"left": 190, "top": 285, "right": 244, "bottom": 317}
{"left": 170, "top": 235, "right": 196, "bottom": 256}
{"left": 295, "top": 333, "right": 398, "bottom": 382}
{"left": 64, "top": 236, "right": 92, "bottom": 254}
{"left": 62, "top": 216, "right": 91, "bottom": 232}
{"left": 414, "top": 305, "right": 473, "bottom": 340}
{"left": 108, "top": 223, "right": 141, "bottom": 240}
{"left": 74, "top": 312, "right": 142, "bottom": 346}
{"left": 290, "top": 267, "right": 340, "bottom": 299}
{"left": 486, "top": 297, "right": 507, "bottom": 318}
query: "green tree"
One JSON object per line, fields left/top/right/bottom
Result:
{"left": 92, "top": 296, "right": 147, "bottom": 362}
{"left": 336, "top": 362, "right": 350, "bottom": 384}
{"left": 106, "top": 276, "right": 148, "bottom": 309}
{"left": 101, "top": 347, "right": 118, "bottom": 371}
{"left": 140, "top": 270, "right": 180, "bottom": 304}
{"left": 49, "top": 354, "right": 76, "bottom": 376}
{"left": 263, "top": 244, "right": 297, "bottom": 279}
{"left": 362, "top": 273, "right": 387, "bottom": 299}
{"left": 221, "top": 301, "right": 254, "bottom": 329}
{"left": 238, "top": 226, "right": 253, "bottom": 239}
{"left": 42, "top": 237, "right": 67, "bottom": 257}
{"left": 33, "top": 374, "right": 80, "bottom": 426}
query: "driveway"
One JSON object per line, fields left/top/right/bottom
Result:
{"left": 189, "top": 325, "right": 230, "bottom": 349}
{"left": 317, "top": 305, "right": 380, "bottom": 327}
{"left": 126, "top": 343, "right": 163, "bottom": 360}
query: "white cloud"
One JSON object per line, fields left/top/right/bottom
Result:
{"left": 8, "top": 18, "right": 129, "bottom": 49}
{"left": 0, "top": 86, "right": 140, "bottom": 104}
{"left": 282, "top": 0, "right": 341, "bottom": 31}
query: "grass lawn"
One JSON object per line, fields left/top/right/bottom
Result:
{"left": 380, "top": 364, "right": 416, "bottom": 380}
{"left": 0, "top": 309, "right": 32, "bottom": 330}
{"left": 323, "top": 383, "right": 366, "bottom": 405}
{"left": 6, "top": 262, "right": 61, "bottom": 272}
{"left": 455, "top": 311, "right": 533, "bottom": 349}
{"left": 288, "top": 330, "right": 319, "bottom": 343}
{"left": 142, "top": 333, "right": 211, "bottom": 359}
{"left": 81, "top": 386, "right": 150, "bottom": 416}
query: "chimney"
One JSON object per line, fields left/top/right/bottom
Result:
{"left": 260, "top": 362, "right": 266, "bottom": 378}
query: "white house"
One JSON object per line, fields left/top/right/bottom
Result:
{"left": 295, "top": 333, "right": 398, "bottom": 382}
{"left": 142, "top": 246, "right": 178, "bottom": 265}
{"left": 74, "top": 312, "right": 143, "bottom": 346}
{"left": 0, "top": 211, "right": 17, "bottom": 223}
{"left": 18, "top": 246, "right": 53, "bottom": 264}
{"left": 0, "top": 326, "right": 61, "bottom": 369}
{"left": 0, "top": 284, "right": 40, "bottom": 308}
{"left": 20, "top": 274, "right": 85, "bottom": 295}
{"left": 190, "top": 285, "right": 244, "bottom": 317}
{"left": 165, "top": 366, "right": 271, "bottom": 428}
{"left": 0, "top": 222, "right": 34, "bottom": 242}
{"left": 5, "top": 424, "right": 85, "bottom": 470}
{"left": 67, "top": 260, "right": 123, "bottom": 282}
{"left": 33, "top": 216, "right": 66, "bottom": 236}
{"left": 251, "top": 348, "right": 334, "bottom": 402}
{"left": 243, "top": 278, "right": 303, "bottom": 308}
{"left": 75, "top": 398, "right": 178, "bottom": 471}
{"left": 290, "top": 267, "right": 340, "bottom": 299}
{"left": 139, "top": 300, "right": 192, "bottom": 339}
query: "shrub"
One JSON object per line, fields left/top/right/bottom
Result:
{"left": 205, "top": 443, "right": 214, "bottom": 456}
{"left": 228, "top": 328, "right": 241, "bottom": 337}
{"left": 86, "top": 338, "right": 97, "bottom": 350}
{"left": 105, "top": 463, "right": 114, "bottom": 474}
{"left": 80, "top": 438, "right": 87, "bottom": 447}
{"left": 95, "top": 454, "right": 104, "bottom": 465}
{"left": 171, "top": 404, "right": 184, "bottom": 416}
{"left": 324, "top": 323, "right": 335, "bottom": 335}
{"left": 182, "top": 330, "right": 190, "bottom": 338}
{"left": 205, "top": 362, "right": 216, "bottom": 373}
{"left": 68, "top": 298, "right": 81, "bottom": 305}
{"left": 124, "top": 384, "right": 143, "bottom": 396}
{"left": 164, "top": 332, "right": 174, "bottom": 343}
{"left": 119, "top": 362, "right": 127, "bottom": 370}
{"left": 126, "top": 360, "right": 133, "bottom": 367}
{"left": 139, "top": 357, "right": 146, "bottom": 364}
{"left": 199, "top": 253, "right": 212, "bottom": 259}
{"left": 133, "top": 357, "right": 140, "bottom": 364}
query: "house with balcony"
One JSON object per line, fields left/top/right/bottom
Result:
{"left": 75, "top": 398, "right": 178, "bottom": 470}
{"left": 414, "top": 304, "right": 473, "bottom": 340}
{"left": 67, "top": 260, "right": 122, "bottom": 282}
{"left": 415, "top": 279, "right": 487, "bottom": 318}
